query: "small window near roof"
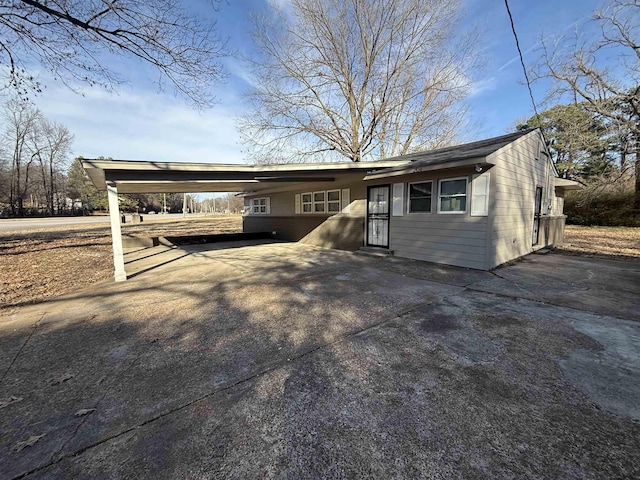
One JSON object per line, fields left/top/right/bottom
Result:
{"left": 251, "top": 197, "right": 270, "bottom": 214}
{"left": 408, "top": 181, "right": 432, "bottom": 213}
{"left": 438, "top": 178, "right": 467, "bottom": 213}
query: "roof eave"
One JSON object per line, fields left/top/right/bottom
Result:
{"left": 554, "top": 178, "right": 583, "bottom": 190}
{"left": 363, "top": 157, "right": 494, "bottom": 181}
{"left": 81, "top": 158, "right": 409, "bottom": 191}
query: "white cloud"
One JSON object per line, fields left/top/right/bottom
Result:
{"left": 33, "top": 80, "right": 246, "bottom": 164}
{"left": 468, "top": 76, "right": 497, "bottom": 96}
{"left": 266, "top": 0, "right": 292, "bottom": 11}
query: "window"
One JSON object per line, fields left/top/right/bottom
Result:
{"left": 438, "top": 178, "right": 467, "bottom": 213}
{"left": 327, "top": 190, "right": 341, "bottom": 212}
{"left": 313, "top": 191, "right": 325, "bottom": 213}
{"left": 251, "top": 197, "right": 269, "bottom": 214}
{"left": 301, "top": 193, "right": 312, "bottom": 213}
{"left": 408, "top": 181, "right": 432, "bottom": 213}
{"left": 297, "top": 189, "right": 345, "bottom": 214}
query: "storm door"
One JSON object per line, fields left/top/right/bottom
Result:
{"left": 533, "top": 186, "right": 543, "bottom": 245}
{"left": 367, "top": 185, "right": 390, "bottom": 248}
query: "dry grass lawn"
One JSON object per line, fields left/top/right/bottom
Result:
{"left": 1, "top": 218, "right": 638, "bottom": 312}
{"left": 560, "top": 225, "right": 640, "bottom": 259}
{"left": 0, "top": 215, "right": 242, "bottom": 310}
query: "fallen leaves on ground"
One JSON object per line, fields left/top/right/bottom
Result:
{"left": 12, "top": 434, "right": 45, "bottom": 452}
{"left": 0, "top": 215, "right": 242, "bottom": 311}
{"left": 49, "top": 373, "right": 74, "bottom": 385}
{"left": 560, "top": 225, "right": 640, "bottom": 259}
{"left": 0, "top": 396, "right": 23, "bottom": 409}
{"left": 74, "top": 408, "right": 96, "bottom": 417}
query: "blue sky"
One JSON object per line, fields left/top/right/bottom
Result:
{"left": 32, "top": 0, "right": 605, "bottom": 164}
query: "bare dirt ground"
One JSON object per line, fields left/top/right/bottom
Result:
{"left": 1, "top": 220, "right": 637, "bottom": 311}
{"left": 0, "top": 215, "right": 242, "bottom": 310}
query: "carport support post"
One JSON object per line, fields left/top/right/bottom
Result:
{"left": 107, "top": 182, "right": 127, "bottom": 282}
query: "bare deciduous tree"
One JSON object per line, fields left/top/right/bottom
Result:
{"left": 0, "top": 0, "right": 228, "bottom": 107}
{"left": 534, "top": 0, "right": 640, "bottom": 209}
{"left": 3, "top": 98, "right": 40, "bottom": 215}
{"left": 239, "top": 0, "right": 478, "bottom": 163}
{"left": 29, "top": 118, "right": 73, "bottom": 215}
{"left": 1, "top": 100, "right": 73, "bottom": 216}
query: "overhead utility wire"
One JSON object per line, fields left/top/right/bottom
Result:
{"left": 504, "top": 0, "right": 543, "bottom": 129}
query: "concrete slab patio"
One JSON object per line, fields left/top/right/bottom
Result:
{"left": 1, "top": 241, "right": 639, "bottom": 479}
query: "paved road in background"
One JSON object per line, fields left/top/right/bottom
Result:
{"left": 0, "top": 213, "right": 207, "bottom": 232}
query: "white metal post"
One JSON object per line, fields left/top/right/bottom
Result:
{"left": 107, "top": 183, "right": 127, "bottom": 281}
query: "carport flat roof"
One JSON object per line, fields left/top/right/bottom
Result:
{"left": 82, "top": 130, "right": 549, "bottom": 194}
{"left": 81, "top": 158, "right": 410, "bottom": 194}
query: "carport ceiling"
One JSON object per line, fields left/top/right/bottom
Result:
{"left": 81, "top": 158, "right": 409, "bottom": 194}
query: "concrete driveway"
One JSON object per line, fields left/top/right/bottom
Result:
{"left": 1, "top": 241, "right": 639, "bottom": 479}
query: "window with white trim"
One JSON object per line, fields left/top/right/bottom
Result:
{"left": 301, "top": 193, "right": 312, "bottom": 213}
{"left": 313, "top": 191, "right": 325, "bottom": 212}
{"left": 297, "top": 189, "right": 343, "bottom": 214}
{"left": 327, "top": 190, "right": 341, "bottom": 212}
{"left": 408, "top": 181, "right": 432, "bottom": 213}
{"left": 251, "top": 197, "right": 270, "bottom": 214}
{"left": 438, "top": 177, "right": 467, "bottom": 213}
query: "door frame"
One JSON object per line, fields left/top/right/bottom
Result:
{"left": 533, "top": 186, "right": 543, "bottom": 245}
{"left": 366, "top": 184, "right": 391, "bottom": 248}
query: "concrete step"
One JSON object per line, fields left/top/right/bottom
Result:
{"left": 354, "top": 246, "right": 394, "bottom": 257}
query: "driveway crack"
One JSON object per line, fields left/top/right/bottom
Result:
{"left": 0, "top": 312, "right": 45, "bottom": 386}
{"left": 14, "top": 297, "right": 444, "bottom": 479}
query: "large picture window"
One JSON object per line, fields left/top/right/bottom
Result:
{"left": 408, "top": 181, "right": 432, "bottom": 213}
{"left": 297, "top": 189, "right": 343, "bottom": 214}
{"left": 438, "top": 178, "right": 467, "bottom": 213}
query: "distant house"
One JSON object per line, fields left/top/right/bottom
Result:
{"left": 83, "top": 128, "right": 580, "bottom": 281}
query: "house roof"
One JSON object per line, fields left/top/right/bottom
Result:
{"left": 81, "top": 158, "right": 408, "bottom": 194}
{"left": 82, "top": 128, "right": 546, "bottom": 194}
{"left": 363, "top": 129, "right": 537, "bottom": 180}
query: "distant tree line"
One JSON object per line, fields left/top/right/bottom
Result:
{"left": 517, "top": 0, "right": 638, "bottom": 226}
{"left": 518, "top": 100, "right": 637, "bottom": 226}
{"left": 0, "top": 100, "right": 243, "bottom": 218}
{"left": 0, "top": 99, "right": 72, "bottom": 216}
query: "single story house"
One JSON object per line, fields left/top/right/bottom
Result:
{"left": 83, "top": 128, "right": 580, "bottom": 281}
{"left": 241, "top": 128, "right": 580, "bottom": 270}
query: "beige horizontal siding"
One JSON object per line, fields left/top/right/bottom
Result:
{"left": 487, "top": 130, "right": 553, "bottom": 268}
{"left": 390, "top": 212, "right": 487, "bottom": 269}
{"left": 393, "top": 235, "right": 486, "bottom": 249}
{"left": 393, "top": 228, "right": 486, "bottom": 240}
{"left": 394, "top": 249, "right": 486, "bottom": 270}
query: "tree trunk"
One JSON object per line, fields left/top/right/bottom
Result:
{"left": 635, "top": 153, "right": 640, "bottom": 213}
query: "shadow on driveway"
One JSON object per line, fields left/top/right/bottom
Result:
{"left": 1, "top": 242, "right": 639, "bottom": 479}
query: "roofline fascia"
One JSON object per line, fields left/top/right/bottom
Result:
{"left": 81, "top": 158, "right": 408, "bottom": 173}
{"left": 363, "top": 157, "right": 495, "bottom": 181}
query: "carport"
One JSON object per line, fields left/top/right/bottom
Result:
{"left": 81, "top": 158, "right": 405, "bottom": 281}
